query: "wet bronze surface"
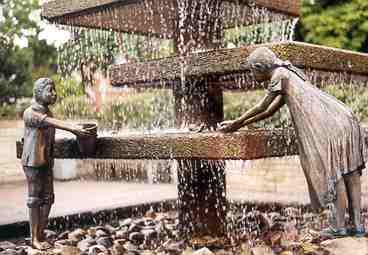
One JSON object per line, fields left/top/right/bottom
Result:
{"left": 17, "top": 129, "right": 299, "bottom": 160}
{"left": 110, "top": 42, "right": 368, "bottom": 88}
{"left": 42, "top": 0, "right": 299, "bottom": 38}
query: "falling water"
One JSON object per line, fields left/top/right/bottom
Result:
{"left": 35, "top": 0, "right": 368, "bottom": 251}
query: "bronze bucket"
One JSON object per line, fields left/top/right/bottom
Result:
{"left": 76, "top": 123, "right": 98, "bottom": 157}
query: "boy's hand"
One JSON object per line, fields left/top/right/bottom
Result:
{"left": 72, "top": 126, "right": 96, "bottom": 137}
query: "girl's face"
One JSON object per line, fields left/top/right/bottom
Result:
{"left": 251, "top": 68, "right": 269, "bottom": 82}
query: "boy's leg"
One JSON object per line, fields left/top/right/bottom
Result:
{"left": 24, "top": 167, "right": 45, "bottom": 249}
{"left": 344, "top": 171, "right": 363, "bottom": 232}
{"left": 39, "top": 167, "right": 54, "bottom": 241}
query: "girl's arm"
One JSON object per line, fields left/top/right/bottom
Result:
{"left": 241, "top": 95, "right": 285, "bottom": 126}
{"left": 219, "top": 93, "right": 283, "bottom": 132}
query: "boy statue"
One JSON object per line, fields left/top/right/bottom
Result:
{"left": 21, "top": 77, "right": 93, "bottom": 250}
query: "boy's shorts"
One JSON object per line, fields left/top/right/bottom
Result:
{"left": 23, "top": 165, "right": 54, "bottom": 208}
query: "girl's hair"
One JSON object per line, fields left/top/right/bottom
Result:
{"left": 247, "top": 47, "right": 307, "bottom": 81}
{"left": 34, "top": 77, "right": 53, "bottom": 102}
{"left": 247, "top": 47, "right": 280, "bottom": 73}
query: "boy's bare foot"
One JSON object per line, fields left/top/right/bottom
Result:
{"left": 32, "top": 240, "right": 52, "bottom": 250}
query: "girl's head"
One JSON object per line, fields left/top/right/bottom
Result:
{"left": 247, "top": 47, "right": 281, "bottom": 82}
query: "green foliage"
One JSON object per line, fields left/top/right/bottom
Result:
{"left": 0, "top": 36, "right": 33, "bottom": 103}
{"left": 324, "top": 85, "right": 368, "bottom": 122}
{"left": 0, "top": 103, "right": 17, "bottom": 119}
{"left": 0, "top": 0, "right": 57, "bottom": 104}
{"left": 298, "top": 0, "right": 368, "bottom": 52}
{"left": 224, "top": 91, "right": 291, "bottom": 129}
{"left": 53, "top": 75, "right": 84, "bottom": 101}
{"left": 53, "top": 90, "right": 175, "bottom": 129}
{"left": 52, "top": 86, "right": 368, "bottom": 130}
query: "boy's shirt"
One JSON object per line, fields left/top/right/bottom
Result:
{"left": 21, "top": 102, "right": 55, "bottom": 167}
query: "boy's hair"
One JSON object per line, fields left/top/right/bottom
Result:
{"left": 247, "top": 47, "right": 280, "bottom": 73}
{"left": 34, "top": 78, "right": 53, "bottom": 103}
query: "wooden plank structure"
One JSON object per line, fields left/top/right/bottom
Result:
{"left": 16, "top": 129, "right": 298, "bottom": 160}
{"left": 110, "top": 41, "right": 368, "bottom": 88}
{"left": 42, "top": 0, "right": 300, "bottom": 38}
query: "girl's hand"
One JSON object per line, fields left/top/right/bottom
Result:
{"left": 217, "top": 119, "right": 242, "bottom": 133}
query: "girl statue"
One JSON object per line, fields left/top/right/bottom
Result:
{"left": 219, "top": 47, "right": 365, "bottom": 237}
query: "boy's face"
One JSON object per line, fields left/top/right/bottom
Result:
{"left": 41, "top": 82, "right": 57, "bottom": 105}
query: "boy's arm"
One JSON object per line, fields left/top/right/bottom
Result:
{"left": 33, "top": 112, "right": 93, "bottom": 136}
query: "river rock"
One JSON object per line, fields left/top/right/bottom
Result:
{"left": 15, "top": 247, "right": 27, "bottom": 255}
{"left": 162, "top": 240, "right": 185, "bottom": 254}
{"left": 119, "top": 219, "right": 133, "bottom": 228}
{"left": 194, "top": 247, "right": 214, "bottom": 255}
{"left": 96, "top": 237, "right": 113, "bottom": 248}
{"left": 250, "top": 245, "right": 275, "bottom": 255}
{"left": 0, "top": 242, "right": 16, "bottom": 251}
{"left": 95, "top": 226, "right": 112, "bottom": 236}
{"left": 54, "top": 239, "right": 74, "bottom": 248}
{"left": 214, "top": 249, "right": 233, "bottom": 255}
{"left": 60, "top": 246, "right": 81, "bottom": 255}
{"left": 128, "top": 224, "right": 141, "bottom": 233}
{"left": 57, "top": 231, "right": 70, "bottom": 240}
{"left": 26, "top": 248, "right": 46, "bottom": 255}
{"left": 145, "top": 209, "right": 157, "bottom": 219}
{"left": 88, "top": 245, "right": 107, "bottom": 255}
{"left": 144, "top": 219, "right": 155, "bottom": 227}
{"left": 141, "top": 229, "right": 158, "bottom": 241}
{"left": 87, "top": 228, "right": 96, "bottom": 238}
{"left": 0, "top": 249, "right": 17, "bottom": 255}
{"left": 95, "top": 230, "right": 109, "bottom": 238}
{"left": 133, "top": 219, "right": 146, "bottom": 227}
{"left": 123, "top": 242, "right": 138, "bottom": 251}
{"left": 77, "top": 237, "right": 96, "bottom": 252}
{"left": 115, "top": 229, "right": 129, "bottom": 240}
{"left": 321, "top": 237, "right": 368, "bottom": 255}
{"left": 111, "top": 240, "right": 126, "bottom": 255}
{"left": 44, "top": 230, "right": 57, "bottom": 240}
{"left": 68, "top": 229, "right": 87, "bottom": 242}
{"left": 129, "top": 232, "right": 145, "bottom": 245}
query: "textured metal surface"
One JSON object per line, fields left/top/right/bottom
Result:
{"left": 110, "top": 42, "right": 368, "bottom": 88}
{"left": 17, "top": 129, "right": 298, "bottom": 160}
{"left": 42, "top": 0, "right": 300, "bottom": 19}
{"left": 42, "top": 0, "right": 299, "bottom": 37}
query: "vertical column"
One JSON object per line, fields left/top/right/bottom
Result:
{"left": 173, "top": 0, "right": 227, "bottom": 237}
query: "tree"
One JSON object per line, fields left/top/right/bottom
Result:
{"left": 0, "top": 0, "right": 57, "bottom": 103}
{"left": 297, "top": 0, "right": 368, "bottom": 53}
{"left": 0, "top": 36, "right": 32, "bottom": 103}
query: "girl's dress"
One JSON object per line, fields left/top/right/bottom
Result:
{"left": 268, "top": 65, "right": 365, "bottom": 209}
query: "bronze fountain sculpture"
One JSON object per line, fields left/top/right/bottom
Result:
{"left": 219, "top": 47, "right": 365, "bottom": 237}
{"left": 22, "top": 77, "right": 94, "bottom": 249}
{"left": 16, "top": 0, "right": 368, "bottom": 246}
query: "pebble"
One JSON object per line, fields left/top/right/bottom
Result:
{"left": 129, "top": 232, "right": 145, "bottom": 245}
{"left": 96, "top": 237, "right": 113, "bottom": 248}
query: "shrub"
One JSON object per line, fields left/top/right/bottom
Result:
{"left": 0, "top": 103, "right": 17, "bottom": 119}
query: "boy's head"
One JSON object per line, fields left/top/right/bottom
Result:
{"left": 34, "top": 78, "right": 57, "bottom": 106}
{"left": 247, "top": 47, "right": 280, "bottom": 82}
